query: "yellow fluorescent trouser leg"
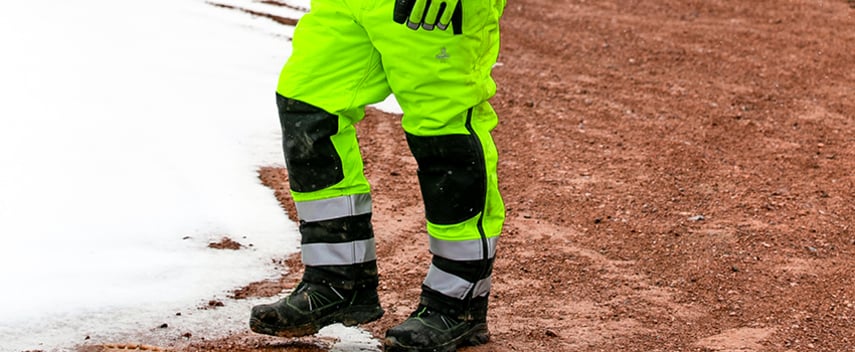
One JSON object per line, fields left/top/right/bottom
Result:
{"left": 276, "top": 0, "right": 506, "bottom": 242}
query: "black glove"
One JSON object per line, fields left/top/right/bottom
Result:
{"left": 394, "top": 0, "right": 463, "bottom": 34}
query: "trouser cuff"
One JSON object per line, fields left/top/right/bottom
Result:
{"left": 420, "top": 286, "right": 489, "bottom": 322}
{"left": 302, "top": 261, "right": 379, "bottom": 290}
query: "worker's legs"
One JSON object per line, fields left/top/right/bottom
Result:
{"left": 249, "top": 0, "right": 393, "bottom": 337}
{"left": 362, "top": 0, "right": 507, "bottom": 349}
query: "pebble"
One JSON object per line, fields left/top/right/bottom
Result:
{"left": 688, "top": 215, "right": 705, "bottom": 221}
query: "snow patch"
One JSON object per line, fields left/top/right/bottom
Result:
{"left": 0, "top": 1, "right": 307, "bottom": 350}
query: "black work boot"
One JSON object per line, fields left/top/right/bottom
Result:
{"left": 249, "top": 281, "right": 384, "bottom": 337}
{"left": 383, "top": 298, "right": 489, "bottom": 352}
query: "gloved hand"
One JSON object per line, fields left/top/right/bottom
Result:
{"left": 394, "top": 0, "right": 460, "bottom": 31}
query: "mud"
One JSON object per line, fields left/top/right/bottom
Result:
{"left": 101, "top": 0, "right": 855, "bottom": 351}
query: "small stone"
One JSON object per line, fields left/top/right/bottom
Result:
{"left": 688, "top": 215, "right": 705, "bottom": 221}
{"left": 159, "top": 323, "right": 168, "bottom": 329}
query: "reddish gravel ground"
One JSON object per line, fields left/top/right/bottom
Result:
{"left": 89, "top": 0, "right": 855, "bottom": 351}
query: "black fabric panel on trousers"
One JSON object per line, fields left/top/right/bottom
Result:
{"left": 420, "top": 286, "right": 489, "bottom": 322}
{"left": 405, "top": 132, "right": 486, "bottom": 225}
{"left": 432, "top": 256, "right": 494, "bottom": 282}
{"left": 421, "top": 285, "right": 466, "bottom": 317}
{"left": 276, "top": 94, "right": 344, "bottom": 193}
{"left": 299, "top": 213, "right": 374, "bottom": 244}
{"left": 303, "top": 260, "right": 379, "bottom": 290}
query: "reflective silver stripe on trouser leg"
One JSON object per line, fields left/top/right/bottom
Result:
{"left": 301, "top": 238, "right": 377, "bottom": 266}
{"left": 426, "top": 237, "right": 498, "bottom": 299}
{"left": 296, "top": 195, "right": 375, "bottom": 266}
{"left": 295, "top": 194, "right": 377, "bottom": 288}
{"left": 423, "top": 264, "right": 492, "bottom": 300}
{"left": 295, "top": 193, "right": 372, "bottom": 222}
{"left": 429, "top": 237, "right": 499, "bottom": 261}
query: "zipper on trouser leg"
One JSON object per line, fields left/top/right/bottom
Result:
{"left": 463, "top": 107, "right": 494, "bottom": 316}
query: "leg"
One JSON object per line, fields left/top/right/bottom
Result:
{"left": 363, "top": 0, "right": 507, "bottom": 350}
{"left": 250, "top": 95, "right": 384, "bottom": 337}
{"left": 250, "top": 0, "right": 392, "bottom": 337}
{"left": 392, "top": 102, "right": 503, "bottom": 351}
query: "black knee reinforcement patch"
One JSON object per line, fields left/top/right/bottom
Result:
{"left": 276, "top": 94, "right": 344, "bottom": 193}
{"left": 405, "top": 132, "right": 486, "bottom": 225}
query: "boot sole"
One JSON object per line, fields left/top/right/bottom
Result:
{"left": 382, "top": 323, "right": 490, "bottom": 352}
{"left": 249, "top": 305, "right": 384, "bottom": 338}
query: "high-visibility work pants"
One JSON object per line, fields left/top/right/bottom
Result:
{"left": 276, "top": 0, "right": 506, "bottom": 312}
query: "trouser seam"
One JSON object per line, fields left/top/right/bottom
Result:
{"left": 346, "top": 48, "right": 383, "bottom": 111}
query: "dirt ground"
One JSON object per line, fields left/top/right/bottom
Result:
{"left": 107, "top": 1, "right": 855, "bottom": 351}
